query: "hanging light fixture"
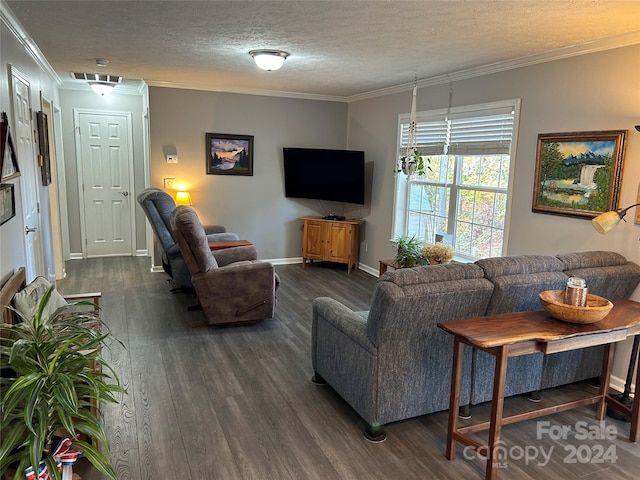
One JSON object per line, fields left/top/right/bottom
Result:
{"left": 249, "top": 49, "right": 289, "bottom": 71}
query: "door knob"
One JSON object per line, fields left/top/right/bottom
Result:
{"left": 120, "top": 191, "right": 129, "bottom": 197}
{"left": 25, "top": 226, "right": 37, "bottom": 234}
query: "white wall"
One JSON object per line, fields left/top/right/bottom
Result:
{"left": 0, "top": 12, "right": 59, "bottom": 285}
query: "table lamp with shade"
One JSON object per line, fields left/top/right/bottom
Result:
{"left": 592, "top": 201, "right": 640, "bottom": 421}
{"left": 175, "top": 190, "right": 192, "bottom": 206}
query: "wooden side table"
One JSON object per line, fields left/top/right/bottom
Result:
{"left": 378, "top": 259, "right": 399, "bottom": 276}
{"left": 208, "top": 239, "right": 253, "bottom": 250}
{"left": 438, "top": 299, "right": 640, "bottom": 480}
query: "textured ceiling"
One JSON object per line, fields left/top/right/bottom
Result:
{"left": 4, "top": 0, "right": 640, "bottom": 99}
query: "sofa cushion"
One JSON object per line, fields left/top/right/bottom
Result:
{"left": 475, "top": 255, "right": 567, "bottom": 315}
{"left": 556, "top": 250, "right": 627, "bottom": 270}
{"left": 475, "top": 254, "right": 565, "bottom": 279}
{"left": 13, "top": 276, "right": 67, "bottom": 321}
{"left": 380, "top": 262, "right": 486, "bottom": 287}
{"left": 557, "top": 251, "right": 640, "bottom": 300}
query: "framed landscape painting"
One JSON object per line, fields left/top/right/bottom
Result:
{"left": 532, "top": 130, "right": 626, "bottom": 219}
{"left": 205, "top": 133, "right": 254, "bottom": 176}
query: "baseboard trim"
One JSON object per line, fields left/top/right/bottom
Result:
{"left": 267, "top": 257, "right": 303, "bottom": 266}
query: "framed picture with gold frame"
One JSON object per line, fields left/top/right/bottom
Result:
{"left": 532, "top": 130, "right": 626, "bottom": 219}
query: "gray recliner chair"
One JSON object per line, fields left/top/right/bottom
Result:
{"left": 137, "top": 187, "right": 239, "bottom": 289}
{"left": 170, "top": 205, "right": 278, "bottom": 325}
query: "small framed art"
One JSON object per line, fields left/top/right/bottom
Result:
{"left": 0, "top": 183, "right": 16, "bottom": 226}
{"left": 205, "top": 133, "right": 254, "bottom": 176}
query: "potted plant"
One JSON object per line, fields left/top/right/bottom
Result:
{"left": 393, "top": 235, "right": 428, "bottom": 268}
{"left": 421, "top": 242, "right": 455, "bottom": 265}
{"left": 0, "top": 286, "right": 124, "bottom": 480}
{"left": 397, "top": 149, "right": 429, "bottom": 178}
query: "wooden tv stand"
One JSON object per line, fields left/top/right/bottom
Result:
{"left": 300, "top": 216, "right": 364, "bottom": 274}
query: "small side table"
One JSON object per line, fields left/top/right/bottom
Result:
{"left": 378, "top": 259, "right": 399, "bottom": 276}
{"left": 209, "top": 239, "right": 253, "bottom": 251}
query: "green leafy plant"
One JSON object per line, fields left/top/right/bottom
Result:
{"left": 397, "top": 149, "right": 430, "bottom": 177}
{"left": 0, "top": 287, "right": 124, "bottom": 480}
{"left": 393, "top": 235, "right": 428, "bottom": 268}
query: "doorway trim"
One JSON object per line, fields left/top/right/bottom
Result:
{"left": 40, "top": 94, "right": 65, "bottom": 280}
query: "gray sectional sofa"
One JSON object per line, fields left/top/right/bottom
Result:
{"left": 311, "top": 251, "right": 640, "bottom": 441}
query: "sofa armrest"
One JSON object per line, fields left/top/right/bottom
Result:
{"left": 193, "top": 260, "right": 274, "bottom": 298}
{"left": 212, "top": 246, "right": 258, "bottom": 266}
{"left": 312, "top": 297, "right": 375, "bottom": 353}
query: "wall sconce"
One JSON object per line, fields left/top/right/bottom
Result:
{"left": 248, "top": 49, "right": 289, "bottom": 71}
{"left": 591, "top": 203, "right": 640, "bottom": 234}
{"left": 175, "top": 191, "right": 192, "bottom": 206}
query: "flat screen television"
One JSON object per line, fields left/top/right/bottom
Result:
{"left": 283, "top": 147, "right": 365, "bottom": 205}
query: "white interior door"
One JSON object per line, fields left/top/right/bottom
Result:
{"left": 76, "top": 110, "right": 134, "bottom": 257}
{"left": 11, "top": 68, "right": 44, "bottom": 281}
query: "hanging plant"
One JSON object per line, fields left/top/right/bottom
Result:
{"left": 397, "top": 149, "right": 428, "bottom": 178}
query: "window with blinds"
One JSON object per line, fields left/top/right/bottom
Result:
{"left": 394, "top": 100, "right": 520, "bottom": 260}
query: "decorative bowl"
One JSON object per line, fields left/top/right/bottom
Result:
{"left": 538, "top": 290, "right": 613, "bottom": 324}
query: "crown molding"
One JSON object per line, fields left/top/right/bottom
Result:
{"left": 1, "top": 1, "right": 62, "bottom": 86}
{"left": 347, "top": 31, "right": 640, "bottom": 103}
{"left": 144, "top": 79, "right": 346, "bottom": 103}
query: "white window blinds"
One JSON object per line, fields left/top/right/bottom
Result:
{"left": 400, "top": 105, "right": 515, "bottom": 156}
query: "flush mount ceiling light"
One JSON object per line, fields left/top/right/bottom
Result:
{"left": 249, "top": 49, "right": 289, "bottom": 71}
{"left": 89, "top": 81, "right": 115, "bottom": 96}
{"left": 73, "top": 72, "right": 122, "bottom": 95}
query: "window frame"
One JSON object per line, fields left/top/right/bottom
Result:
{"left": 392, "top": 99, "right": 521, "bottom": 261}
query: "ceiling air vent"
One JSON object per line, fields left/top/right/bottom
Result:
{"left": 71, "top": 73, "right": 123, "bottom": 83}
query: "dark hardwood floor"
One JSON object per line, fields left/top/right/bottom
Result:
{"left": 58, "top": 257, "right": 639, "bottom": 479}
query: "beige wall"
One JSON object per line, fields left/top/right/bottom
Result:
{"left": 148, "top": 87, "right": 348, "bottom": 260}
{"left": 347, "top": 44, "right": 640, "bottom": 383}
{"left": 348, "top": 45, "right": 640, "bottom": 276}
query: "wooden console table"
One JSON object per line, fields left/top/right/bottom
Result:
{"left": 438, "top": 299, "right": 640, "bottom": 480}
{"left": 208, "top": 239, "right": 253, "bottom": 251}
